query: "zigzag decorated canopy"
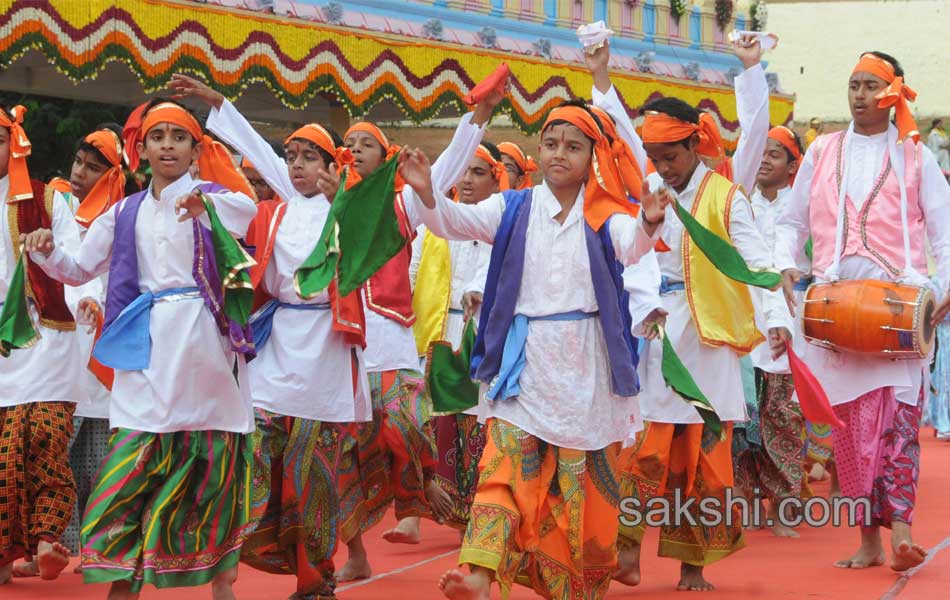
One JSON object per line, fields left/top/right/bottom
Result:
{"left": 0, "top": 0, "right": 795, "bottom": 146}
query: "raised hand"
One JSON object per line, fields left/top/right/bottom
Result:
{"left": 398, "top": 148, "right": 435, "bottom": 208}
{"left": 175, "top": 190, "right": 208, "bottom": 222}
{"left": 781, "top": 268, "right": 804, "bottom": 317}
{"left": 472, "top": 76, "right": 509, "bottom": 126}
{"left": 732, "top": 33, "right": 763, "bottom": 70}
{"left": 583, "top": 42, "right": 613, "bottom": 93}
{"left": 20, "top": 229, "right": 54, "bottom": 256}
{"left": 638, "top": 181, "right": 672, "bottom": 236}
{"left": 316, "top": 164, "right": 341, "bottom": 199}
{"left": 169, "top": 73, "right": 225, "bottom": 109}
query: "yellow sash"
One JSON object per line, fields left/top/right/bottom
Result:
{"left": 412, "top": 230, "right": 453, "bottom": 355}
{"left": 683, "top": 171, "right": 764, "bottom": 354}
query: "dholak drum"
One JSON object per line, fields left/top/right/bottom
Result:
{"left": 803, "top": 280, "right": 936, "bottom": 359}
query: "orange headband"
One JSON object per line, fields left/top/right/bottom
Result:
{"left": 345, "top": 122, "right": 394, "bottom": 153}
{"left": 75, "top": 129, "right": 127, "bottom": 226}
{"left": 589, "top": 105, "right": 644, "bottom": 204}
{"left": 474, "top": 145, "right": 510, "bottom": 191}
{"left": 852, "top": 53, "right": 919, "bottom": 142}
{"left": 124, "top": 101, "right": 256, "bottom": 200}
{"left": 0, "top": 105, "right": 33, "bottom": 202}
{"left": 641, "top": 110, "right": 725, "bottom": 161}
{"left": 497, "top": 142, "right": 537, "bottom": 190}
{"left": 542, "top": 105, "right": 638, "bottom": 231}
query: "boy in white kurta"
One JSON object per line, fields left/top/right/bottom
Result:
{"left": 25, "top": 100, "right": 258, "bottom": 599}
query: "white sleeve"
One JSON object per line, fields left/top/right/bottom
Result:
{"left": 412, "top": 188, "right": 503, "bottom": 245}
{"left": 919, "top": 145, "right": 950, "bottom": 295}
{"left": 608, "top": 214, "right": 661, "bottom": 267}
{"left": 32, "top": 201, "right": 116, "bottom": 286}
{"left": 207, "top": 99, "right": 295, "bottom": 201}
{"left": 197, "top": 188, "right": 257, "bottom": 237}
{"left": 623, "top": 251, "right": 663, "bottom": 335}
{"left": 729, "top": 64, "right": 770, "bottom": 193}
{"left": 729, "top": 191, "right": 793, "bottom": 330}
{"left": 591, "top": 85, "right": 648, "bottom": 174}
{"left": 430, "top": 112, "right": 487, "bottom": 195}
{"left": 774, "top": 147, "right": 816, "bottom": 272}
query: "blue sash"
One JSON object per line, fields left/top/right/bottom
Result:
{"left": 93, "top": 287, "right": 200, "bottom": 371}
{"left": 485, "top": 310, "right": 599, "bottom": 402}
{"left": 249, "top": 299, "right": 331, "bottom": 350}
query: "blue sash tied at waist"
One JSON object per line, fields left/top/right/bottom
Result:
{"left": 249, "top": 299, "right": 331, "bottom": 350}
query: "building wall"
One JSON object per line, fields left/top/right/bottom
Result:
{"left": 763, "top": 0, "right": 950, "bottom": 121}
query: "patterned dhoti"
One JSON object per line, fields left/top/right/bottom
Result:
{"left": 831, "top": 388, "right": 921, "bottom": 528}
{"left": 241, "top": 409, "right": 345, "bottom": 599}
{"left": 733, "top": 372, "right": 806, "bottom": 503}
{"left": 0, "top": 402, "right": 76, "bottom": 566}
{"left": 459, "top": 419, "right": 621, "bottom": 600}
{"left": 618, "top": 422, "right": 744, "bottom": 566}
{"left": 80, "top": 429, "right": 253, "bottom": 591}
{"left": 337, "top": 369, "right": 435, "bottom": 542}
{"left": 433, "top": 413, "right": 485, "bottom": 530}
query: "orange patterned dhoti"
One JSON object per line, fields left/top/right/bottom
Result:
{"left": 459, "top": 418, "right": 621, "bottom": 599}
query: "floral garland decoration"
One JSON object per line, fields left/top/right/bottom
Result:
{"left": 670, "top": 0, "right": 688, "bottom": 20}
{"left": 750, "top": 0, "right": 769, "bottom": 31}
{"left": 714, "top": 0, "right": 734, "bottom": 31}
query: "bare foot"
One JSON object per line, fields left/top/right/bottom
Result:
{"left": 426, "top": 480, "right": 455, "bottom": 525}
{"left": 211, "top": 566, "right": 237, "bottom": 600}
{"left": 73, "top": 564, "right": 83, "bottom": 574}
{"left": 891, "top": 541, "right": 927, "bottom": 572}
{"left": 336, "top": 555, "right": 372, "bottom": 582}
{"left": 12, "top": 560, "right": 38, "bottom": 577}
{"left": 768, "top": 504, "right": 800, "bottom": 538}
{"left": 770, "top": 522, "right": 801, "bottom": 538}
{"left": 107, "top": 580, "right": 140, "bottom": 600}
{"left": 834, "top": 548, "right": 885, "bottom": 569}
{"left": 612, "top": 544, "right": 641, "bottom": 586}
{"left": 0, "top": 563, "right": 12, "bottom": 585}
{"left": 677, "top": 563, "right": 714, "bottom": 591}
{"left": 382, "top": 517, "right": 422, "bottom": 544}
{"left": 439, "top": 568, "right": 490, "bottom": 600}
{"left": 37, "top": 541, "right": 70, "bottom": 580}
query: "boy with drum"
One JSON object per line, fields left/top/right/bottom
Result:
{"left": 776, "top": 51, "right": 950, "bottom": 572}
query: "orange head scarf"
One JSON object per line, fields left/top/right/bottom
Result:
{"left": 124, "top": 101, "right": 257, "bottom": 200}
{"left": 851, "top": 53, "right": 919, "bottom": 142}
{"left": 75, "top": 129, "right": 127, "bottom": 226}
{"left": 497, "top": 141, "right": 537, "bottom": 190}
{"left": 640, "top": 110, "right": 725, "bottom": 162}
{"left": 473, "top": 144, "right": 511, "bottom": 192}
{"left": 287, "top": 123, "right": 356, "bottom": 191}
{"left": 541, "top": 105, "right": 638, "bottom": 231}
{"left": 589, "top": 106, "right": 644, "bottom": 203}
{"left": 343, "top": 121, "right": 406, "bottom": 192}
{"left": 767, "top": 125, "right": 802, "bottom": 185}
{"left": 47, "top": 177, "right": 71, "bottom": 194}
{"left": 0, "top": 105, "right": 33, "bottom": 202}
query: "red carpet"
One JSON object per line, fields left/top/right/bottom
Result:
{"left": 5, "top": 430, "right": 948, "bottom": 599}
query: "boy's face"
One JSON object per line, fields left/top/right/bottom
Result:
{"left": 0, "top": 127, "right": 10, "bottom": 180}
{"left": 69, "top": 148, "right": 111, "bottom": 201}
{"left": 285, "top": 139, "right": 329, "bottom": 198}
{"left": 756, "top": 138, "right": 797, "bottom": 190}
{"left": 242, "top": 165, "right": 274, "bottom": 202}
{"left": 458, "top": 156, "right": 499, "bottom": 205}
{"left": 500, "top": 154, "right": 524, "bottom": 189}
{"left": 644, "top": 135, "right": 699, "bottom": 191}
{"left": 538, "top": 123, "right": 592, "bottom": 190}
{"left": 849, "top": 71, "right": 891, "bottom": 131}
{"left": 344, "top": 131, "right": 385, "bottom": 178}
{"left": 137, "top": 123, "right": 199, "bottom": 181}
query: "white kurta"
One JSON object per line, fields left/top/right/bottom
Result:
{"left": 205, "top": 100, "right": 371, "bottom": 423}
{"left": 637, "top": 164, "right": 792, "bottom": 424}
{"left": 413, "top": 182, "right": 655, "bottom": 450}
{"left": 33, "top": 173, "right": 258, "bottom": 433}
{"left": 749, "top": 186, "right": 811, "bottom": 374}
{"left": 60, "top": 191, "right": 111, "bottom": 418}
{"left": 591, "top": 63, "right": 770, "bottom": 195}
{"left": 0, "top": 177, "right": 84, "bottom": 407}
{"left": 774, "top": 124, "right": 950, "bottom": 407}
